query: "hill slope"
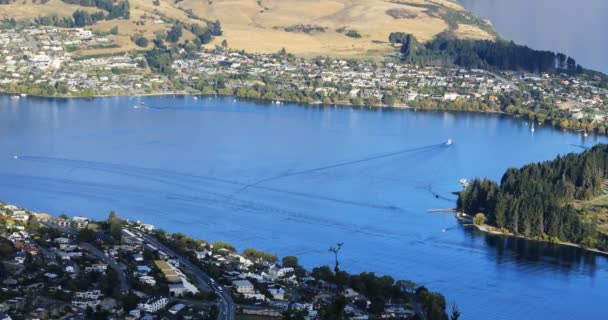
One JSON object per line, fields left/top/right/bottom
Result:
{"left": 0, "top": 0, "right": 497, "bottom": 58}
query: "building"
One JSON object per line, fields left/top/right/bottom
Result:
{"left": 232, "top": 280, "right": 254, "bottom": 294}
{"left": 154, "top": 260, "right": 181, "bottom": 283}
{"left": 168, "top": 303, "right": 185, "bottom": 315}
{"left": 138, "top": 296, "right": 168, "bottom": 313}
{"left": 71, "top": 216, "right": 89, "bottom": 229}
{"left": 269, "top": 288, "right": 285, "bottom": 300}
{"left": 169, "top": 283, "right": 187, "bottom": 297}
{"left": 75, "top": 290, "right": 102, "bottom": 300}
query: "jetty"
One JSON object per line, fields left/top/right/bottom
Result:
{"left": 427, "top": 208, "right": 456, "bottom": 213}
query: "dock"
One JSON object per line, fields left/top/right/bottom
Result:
{"left": 427, "top": 208, "right": 456, "bottom": 213}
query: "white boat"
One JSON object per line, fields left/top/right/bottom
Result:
{"left": 584, "top": 131, "right": 588, "bottom": 137}
{"left": 531, "top": 124, "right": 535, "bottom": 133}
{"left": 446, "top": 139, "right": 453, "bottom": 146}
{"left": 20, "top": 93, "right": 27, "bottom": 97}
{"left": 459, "top": 178, "right": 469, "bottom": 187}
{"left": 10, "top": 95, "right": 19, "bottom": 99}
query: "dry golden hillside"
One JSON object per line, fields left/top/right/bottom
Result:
{"left": 0, "top": 0, "right": 497, "bottom": 58}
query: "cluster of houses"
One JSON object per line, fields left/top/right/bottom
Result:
{"left": 1, "top": 199, "right": 422, "bottom": 319}
{"left": 0, "top": 26, "right": 168, "bottom": 96}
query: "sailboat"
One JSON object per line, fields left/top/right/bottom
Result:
{"left": 531, "top": 123, "right": 535, "bottom": 133}
{"left": 584, "top": 130, "right": 588, "bottom": 137}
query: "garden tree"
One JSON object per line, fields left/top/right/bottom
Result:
{"left": 369, "top": 297, "right": 386, "bottom": 315}
{"left": 473, "top": 213, "right": 486, "bottom": 225}
{"left": 27, "top": 217, "right": 41, "bottom": 231}
{"left": 382, "top": 94, "right": 396, "bottom": 106}
{"left": 243, "top": 248, "right": 277, "bottom": 263}
{"left": 388, "top": 32, "right": 409, "bottom": 44}
{"left": 221, "top": 39, "right": 228, "bottom": 48}
{"left": 319, "top": 295, "right": 347, "bottom": 320}
{"left": 132, "top": 36, "right": 149, "bottom": 48}
{"left": 212, "top": 241, "right": 236, "bottom": 252}
{"left": 450, "top": 304, "right": 461, "bottom": 320}
{"left": 107, "top": 211, "right": 123, "bottom": 241}
{"left": 282, "top": 255, "right": 299, "bottom": 268}
{"left": 78, "top": 228, "right": 96, "bottom": 242}
{"left": 282, "top": 308, "right": 306, "bottom": 320}
{"left": 400, "top": 33, "right": 419, "bottom": 62}
{"left": 329, "top": 242, "right": 344, "bottom": 273}
{"left": 109, "top": 26, "right": 119, "bottom": 35}
{"left": 416, "top": 286, "right": 449, "bottom": 320}
{"left": 458, "top": 144, "right": 608, "bottom": 250}
{"left": 166, "top": 23, "right": 183, "bottom": 43}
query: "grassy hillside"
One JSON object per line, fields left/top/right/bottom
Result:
{"left": 0, "top": 0, "right": 497, "bottom": 58}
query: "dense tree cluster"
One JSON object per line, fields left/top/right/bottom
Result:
{"left": 458, "top": 144, "right": 608, "bottom": 250}
{"left": 391, "top": 33, "right": 581, "bottom": 74}
{"left": 62, "top": 0, "right": 130, "bottom": 19}
{"left": 311, "top": 266, "right": 449, "bottom": 319}
{"left": 186, "top": 20, "right": 222, "bottom": 46}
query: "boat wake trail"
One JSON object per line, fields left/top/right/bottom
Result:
{"left": 418, "top": 184, "right": 457, "bottom": 202}
{"left": 226, "top": 142, "right": 450, "bottom": 201}
{"left": 13, "top": 155, "right": 400, "bottom": 211}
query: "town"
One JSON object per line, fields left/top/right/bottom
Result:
{"left": 0, "top": 201, "right": 453, "bottom": 320}
{"left": 1, "top": 26, "right": 607, "bottom": 135}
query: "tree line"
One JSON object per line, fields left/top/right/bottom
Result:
{"left": 390, "top": 32, "right": 581, "bottom": 74}
{"left": 62, "top": 0, "right": 130, "bottom": 19}
{"left": 458, "top": 144, "right": 608, "bottom": 250}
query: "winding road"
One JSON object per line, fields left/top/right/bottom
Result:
{"left": 129, "top": 229, "right": 235, "bottom": 320}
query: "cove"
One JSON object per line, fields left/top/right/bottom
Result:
{"left": 0, "top": 95, "right": 607, "bottom": 319}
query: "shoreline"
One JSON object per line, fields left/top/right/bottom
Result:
{"left": 0, "top": 90, "right": 511, "bottom": 116}
{"left": 456, "top": 212, "right": 608, "bottom": 257}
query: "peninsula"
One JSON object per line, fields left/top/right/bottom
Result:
{"left": 457, "top": 144, "right": 608, "bottom": 253}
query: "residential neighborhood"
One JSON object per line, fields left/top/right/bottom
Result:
{"left": 1, "top": 26, "right": 607, "bottom": 135}
{"left": 0, "top": 201, "right": 443, "bottom": 319}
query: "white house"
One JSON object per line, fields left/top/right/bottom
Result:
{"left": 138, "top": 296, "right": 168, "bottom": 313}
{"left": 269, "top": 288, "right": 285, "bottom": 300}
{"left": 232, "top": 280, "right": 254, "bottom": 294}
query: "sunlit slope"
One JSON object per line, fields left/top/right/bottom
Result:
{"left": 0, "top": 0, "right": 496, "bottom": 58}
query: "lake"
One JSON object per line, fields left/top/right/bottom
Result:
{"left": 1, "top": 95, "right": 607, "bottom": 319}
{"left": 458, "top": 0, "right": 608, "bottom": 74}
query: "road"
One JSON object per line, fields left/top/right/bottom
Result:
{"left": 40, "top": 220, "right": 129, "bottom": 293}
{"left": 130, "top": 229, "right": 235, "bottom": 320}
{"left": 79, "top": 242, "right": 129, "bottom": 293}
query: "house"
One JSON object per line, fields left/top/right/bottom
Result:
{"left": 169, "top": 283, "right": 187, "bottom": 297}
{"left": 75, "top": 290, "right": 102, "bottom": 300}
{"left": 85, "top": 263, "right": 108, "bottom": 273}
{"left": 14, "top": 252, "right": 26, "bottom": 264}
{"left": 168, "top": 303, "right": 185, "bottom": 315}
{"left": 195, "top": 250, "right": 211, "bottom": 260}
{"left": 71, "top": 216, "right": 89, "bottom": 229}
{"left": 139, "top": 276, "right": 156, "bottom": 286}
{"left": 154, "top": 260, "right": 181, "bottom": 283}
{"left": 135, "top": 265, "right": 152, "bottom": 275}
{"left": 138, "top": 296, "right": 168, "bottom": 313}
{"left": 269, "top": 288, "right": 285, "bottom": 300}
{"left": 232, "top": 280, "right": 254, "bottom": 294}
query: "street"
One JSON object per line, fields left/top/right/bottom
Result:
{"left": 130, "top": 229, "right": 236, "bottom": 320}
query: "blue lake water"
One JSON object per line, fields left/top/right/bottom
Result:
{"left": 458, "top": 0, "right": 608, "bottom": 74}
{"left": 1, "top": 95, "right": 607, "bottom": 319}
